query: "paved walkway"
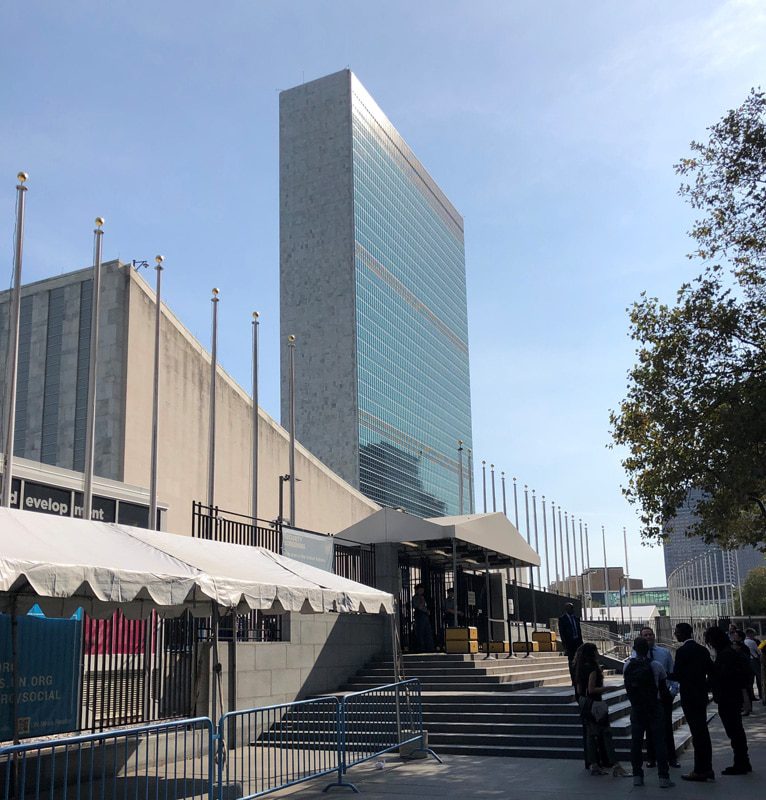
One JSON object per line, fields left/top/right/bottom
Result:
{"left": 272, "top": 706, "right": 764, "bottom": 799}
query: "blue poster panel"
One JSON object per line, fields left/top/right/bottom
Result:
{"left": 0, "top": 613, "right": 82, "bottom": 740}
{"left": 281, "top": 527, "right": 335, "bottom": 572}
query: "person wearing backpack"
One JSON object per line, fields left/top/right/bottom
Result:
{"left": 624, "top": 636, "right": 675, "bottom": 788}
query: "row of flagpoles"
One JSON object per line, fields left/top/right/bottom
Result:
{"left": 466, "top": 456, "right": 634, "bottom": 625}
{"left": 0, "top": 174, "right": 301, "bottom": 531}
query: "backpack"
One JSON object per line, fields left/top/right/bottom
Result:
{"left": 623, "top": 657, "right": 657, "bottom": 706}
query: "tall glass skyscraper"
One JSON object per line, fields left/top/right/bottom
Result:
{"left": 280, "top": 70, "right": 473, "bottom": 517}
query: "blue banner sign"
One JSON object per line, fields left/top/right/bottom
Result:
{"left": 282, "top": 527, "right": 335, "bottom": 572}
{"left": 0, "top": 613, "right": 82, "bottom": 740}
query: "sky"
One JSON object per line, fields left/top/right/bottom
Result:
{"left": 1, "top": 1, "right": 765, "bottom": 586}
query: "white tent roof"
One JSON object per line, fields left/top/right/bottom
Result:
{"left": 0, "top": 507, "right": 393, "bottom": 618}
{"left": 338, "top": 508, "right": 540, "bottom": 568}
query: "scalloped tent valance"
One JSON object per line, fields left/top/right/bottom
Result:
{"left": 0, "top": 507, "right": 393, "bottom": 618}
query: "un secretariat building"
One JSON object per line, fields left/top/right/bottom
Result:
{"left": 280, "top": 70, "right": 474, "bottom": 519}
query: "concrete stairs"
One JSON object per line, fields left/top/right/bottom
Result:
{"left": 420, "top": 683, "right": 692, "bottom": 760}
{"left": 342, "top": 651, "right": 574, "bottom": 694}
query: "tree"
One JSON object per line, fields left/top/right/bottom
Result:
{"left": 611, "top": 89, "right": 766, "bottom": 549}
{"left": 738, "top": 566, "right": 766, "bottom": 616}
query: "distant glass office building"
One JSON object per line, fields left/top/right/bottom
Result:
{"left": 280, "top": 70, "right": 473, "bottom": 517}
{"left": 663, "top": 489, "right": 764, "bottom": 584}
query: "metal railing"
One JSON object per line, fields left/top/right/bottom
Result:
{"left": 1, "top": 681, "right": 438, "bottom": 799}
{"left": 1, "top": 716, "right": 214, "bottom": 800}
{"left": 217, "top": 696, "right": 341, "bottom": 800}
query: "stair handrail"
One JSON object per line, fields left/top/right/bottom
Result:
{"left": 580, "top": 621, "right": 630, "bottom": 659}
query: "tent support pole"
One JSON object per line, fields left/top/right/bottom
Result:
{"left": 11, "top": 594, "right": 20, "bottom": 745}
{"left": 452, "top": 539, "right": 458, "bottom": 627}
{"left": 211, "top": 606, "right": 220, "bottom": 729}
{"left": 484, "top": 553, "right": 492, "bottom": 660}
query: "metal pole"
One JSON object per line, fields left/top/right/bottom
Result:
{"left": 1, "top": 173, "right": 27, "bottom": 509}
{"left": 457, "top": 440, "right": 464, "bottom": 515}
{"left": 501, "top": 472, "right": 507, "bottom": 515}
{"left": 734, "top": 549, "right": 744, "bottom": 616}
{"left": 484, "top": 552, "right": 493, "bottom": 657}
{"left": 513, "top": 477, "right": 519, "bottom": 528}
{"left": 467, "top": 449, "right": 474, "bottom": 513}
{"left": 623, "top": 527, "right": 633, "bottom": 634}
{"left": 532, "top": 490, "right": 541, "bottom": 591}
{"left": 542, "top": 496, "right": 551, "bottom": 591}
{"left": 552, "top": 501, "right": 560, "bottom": 590}
{"left": 207, "top": 288, "right": 219, "bottom": 508}
{"left": 572, "top": 513, "right": 579, "bottom": 584}
{"left": 579, "top": 519, "right": 586, "bottom": 618}
{"left": 452, "top": 538, "right": 458, "bottom": 627}
{"left": 524, "top": 485, "right": 531, "bottom": 588}
{"left": 558, "top": 506, "right": 565, "bottom": 592}
{"left": 148, "top": 255, "right": 164, "bottom": 530}
{"left": 564, "top": 512, "right": 572, "bottom": 591}
{"left": 251, "top": 312, "right": 260, "bottom": 525}
{"left": 288, "top": 334, "right": 296, "bottom": 526}
{"left": 490, "top": 464, "right": 496, "bottom": 512}
{"left": 601, "top": 525, "right": 610, "bottom": 618}
{"left": 83, "top": 218, "right": 105, "bottom": 521}
{"left": 585, "top": 522, "right": 593, "bottom": 619}
{"left": 481, "top": 460, "right": 487, "bottom": 512}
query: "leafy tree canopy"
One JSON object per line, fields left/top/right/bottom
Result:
{"left": 739, "top": 565, "right": 766, "bottom": 616}
{"left": 611, "top": 89, "right": 766, "bottom": 549}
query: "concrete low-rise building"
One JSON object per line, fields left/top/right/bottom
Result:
{"left": 0, "top": 260, "right": 379, "bottom": 536}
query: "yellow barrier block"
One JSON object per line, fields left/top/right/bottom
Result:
{"left": 512, "top": 641, "right": 540, "bottom": 653}
{"left": 446, "top": 639, "right": 479, "bottom": 654}
{"left": 445, "top": 626, "right": 478, "bottom": 641}
{"left": 489, "top": 641, "right": 510, "bottom": 653}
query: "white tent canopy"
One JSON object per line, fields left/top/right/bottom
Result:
{"left": 337, "top": 508, "right": 541, "bottom": 568}
{"left": 0, "top": 507, "right": 393, "bottom": 619}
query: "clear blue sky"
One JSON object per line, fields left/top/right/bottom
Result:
{"left": 2, "top": 1, "right": 764, "bottom": 586}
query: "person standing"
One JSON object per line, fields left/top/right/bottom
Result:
{"left": 558, "top": 602, "right": 583, "bottom": 683}
{"left": 626, "top": 626, "right": 679, "bottom": 769}
{"left": 624, "top": 637, "right": 675, "bottom": 788}
{"left": 704, "top": 626, "right": 752, "bottom": 775}
{"left": 412, "top": 583, "right": 435, "bottom": 653}
{"left": 671, "top": 622, "right": 714, "bottom": 782}
{"left": 743, "top": 629, "right": 762, "bottom": 702}
{"left": 574, "top": 643, "right": 629, "bottom": 777}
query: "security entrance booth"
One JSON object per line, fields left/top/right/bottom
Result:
{"left": 337, "top": 509, "right": 541, "bottom": 654}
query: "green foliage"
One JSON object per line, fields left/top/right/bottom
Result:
{"left": 740, "top": 566, "right": 766, "bottom": 615}
{"left": 611, "top": 89, "right": 766, "bottom": 549}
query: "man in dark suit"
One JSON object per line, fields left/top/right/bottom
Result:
{"left": 558, "top": 602, "right": 583, "bottom": 683}
{"left": 671, "top": 622, "right": 713, "bottom": 782}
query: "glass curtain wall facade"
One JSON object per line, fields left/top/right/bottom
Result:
{"left": 351, "top": 80, "right": 472, "bottom": 517}
{"left": 280, "top": 70, "right": 473, "bottom": 517}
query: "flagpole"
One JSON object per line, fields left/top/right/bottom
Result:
{"left": 564, "top": 511, "right": 572, "bottom": 593}
{"left": 512, "top": 477, "right": 519, "bottom": 528}
{"left": 148, "top": 255, "right": 164, "bottom": 530}
{"left": 623, "top": 527, "right": 634, "bottom": 634}
{"left": 541, "top": 496, "right": 550, "bottom": 591}
{"left": 524, "top": 485, "right": 531, "bottom": 587}
{"left": 501, "top": 472, "right": 507, "bottom": 515}
{"left": 585, "top": 523, "right": 593, "bottom": 620}
{"left": 551, "top": 501, "right": 560, "bottom": 591}
{"left": 287, "top": 334, "right": 296, "bottom": 526}
{"left": 207, "top": 288, "right": 219, "bottom": 509}
{"left": 558, "top": 505, "right": 565, "bottom": 594}
{"left": 580, "top": 518, "right": 588, "bottom": 619}
{"left": 457, "top": 440, "right": 464, "bottom": 514}
{"left": 1, "top": 173, "right": 28, "bottom": 508}
{"left": 467, "top": 448, "right": 474, "bottom": 513}
{"left": 602, "top": 525, "right": 610, "bottom": 618}
{"left": 490, "top": 464, "right": 497, "bottom": 512}
{"left": 83, "top": 218, "right": 105, "bottom": 522}
{"left": 251, "top": 312, "right": 260, "bottom": 526}
{"left": 532, "top": 489, "right": 541, "bottom": 591}
{"left": 481, "top": 460, "right": 487, "bottom": 512}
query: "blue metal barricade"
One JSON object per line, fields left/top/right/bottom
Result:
{"left": 329, "top": 678, "right": 440, "bottom": 792}
{"left": 0, "top": 716, "right": 214, "bottom": 800}
{"left": 217, "top": 696, "right": 341, "bottom": 800}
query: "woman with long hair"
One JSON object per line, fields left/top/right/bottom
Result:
{"left": 574, "top": 642, "right": 629, "bottom": 777}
